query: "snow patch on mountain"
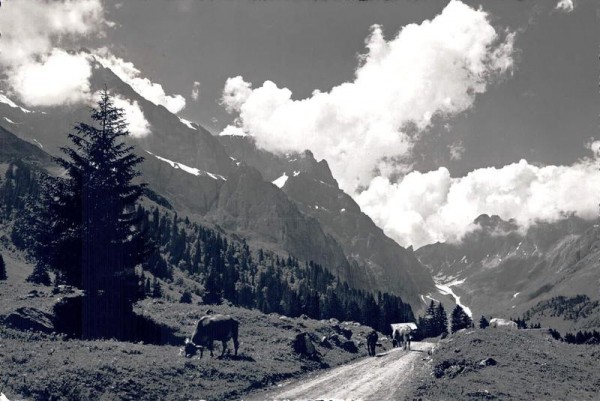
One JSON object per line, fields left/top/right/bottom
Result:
{"left": 145, "top": 150, "right": 226, "bottom": 181}
{"left": 179, "top": 118, "right": 197, "bottom": 130}
{"left": 32, "top": 139, "right": 44, "bottom": 149}
{"left": 3, "top": 117, "right": 17, "bottom": 124}
{"left": 273, "top": 173, "right": 288, "bottom": 188}
{"left": 219, "top": 126, "right": 248, "bottom": 137}
{"left": 435, "top": 279, "right": 472, "bottom": 317}
{"left": 0, "top": 93, "right": 32, "bottom": 113}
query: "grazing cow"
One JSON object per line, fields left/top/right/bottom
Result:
{"left": 188, "top": 314, "right": 239, "bottom": 358}
{"left": 489, "top": 318, "right": 518, "bottom": 330}
{"left": 391, "top": 323, "right": 417, "bottom": 351}
{"left": 366, "top": 330, "right": 378, "bottom": 357}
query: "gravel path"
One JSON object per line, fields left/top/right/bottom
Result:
{"left": 248, "top": 341, "right": 434, "bottom": 401}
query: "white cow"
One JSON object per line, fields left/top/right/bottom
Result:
{"left": 489, "top": 318, "right": 518, "bottom": 330}
{"left": 391, "top": 323, "right": 417, "bottom": 350}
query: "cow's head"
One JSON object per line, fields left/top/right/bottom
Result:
{"left": 183, "top": 338, "right": 203, "bottom": 358}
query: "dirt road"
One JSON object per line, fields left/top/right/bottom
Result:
{"left": 247, "top": 341, "right": 434, "bottom": 401}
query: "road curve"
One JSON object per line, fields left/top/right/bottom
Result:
{"left": 247, "top": 341, "right": 434, "bottom": 401}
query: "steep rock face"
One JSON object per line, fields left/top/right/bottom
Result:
{"left": 210, "top": 166, "right": 352, "bottom": 281}
{"left": 0, "top": 126, "right": 52, "bottom": 166}
{"left": 416, "top": 214, "right": 600, "bottom": 323}
{"left": 219, "top": 136, "right": 435, "bottom": 310}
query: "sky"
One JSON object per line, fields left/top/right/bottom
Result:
{"left": 0, "top": 0, "right": 598, "bottom": 248}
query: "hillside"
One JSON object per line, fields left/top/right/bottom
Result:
{"left": 406, "top": 328, "right": 600, "bottom": 400}
{"left": 0, "top": 273, "right": 391, "bottom": 401}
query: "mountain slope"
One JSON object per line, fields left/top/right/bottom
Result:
{"left": 416, "top": 214, "right": 600, "bottom": 329}
{"left": 0, "top": 62, "right": 372, "bottom": 306}
{"left": 219, "top": 135, "right": 435, "bottom": 310}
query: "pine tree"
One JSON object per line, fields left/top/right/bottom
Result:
{"left": 152, "top": 277, "right": 162, "bottom": 298}
{"left": 0, "top": 253, "right": 6, "bottom": 280}
{"left": 420, "top": 300, "right": 437, "bottom": 338}
{"left": 33, "top": 89, "right": 150, "bottom": 339}
{"left": 479, "top": 315, "right": 489, "bottom": 329}
{"left": 451, "top": 305, "right": 472, "bottom": 333}
{"left": 179, "top": 290, "right": 192, "bottom": 304}
{"left": 434, "top": 302, "right": 449, "bottom": 336}
{"left": 27, "top": 263, "right": 51, "bottom": 286}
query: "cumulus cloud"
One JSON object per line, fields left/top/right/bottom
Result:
{"left": 356, "top": 158, "right": 600, "bottom": 249}
{"left": 191, "top": 81, "right": 201, "bottom": 101}
{"left": 585, "top": 139, "right": 600, "bottom": 157}
{"left": 94, "top": 49, "right": 186, "bottom": 114}
{"left": 555, "top": 0, "right": 575, "bottom": 13}
{"left": 8, "top": 49, "right": 92, "bottom": 107}
{"left": 0, "top": 1, "right": 185, "bottom": 116}
{"left": 220, "top": 0, "right": 515, "bottom": 193}
{"left": 0, "top": 0, "right": 105, "bottom": 67}
{"left": 0, "top": 0, "right": 106, "bottom": 106}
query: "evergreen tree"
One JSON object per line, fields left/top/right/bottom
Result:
{"left": 32, "top": 90, "right": 150, "bottom": 339}
{"left": 479, "top": 315, "right": 489, "bottom": 329}
{"left": 145, "top": 277, "right": 151, "bottom": 295}
{"left": 434, "top": 302, "right": 449, "bottom": 336}
{"left": 27, "top": 263, "right": 51, "bottom": 286}
{"left": 0, "top": 253, "right": 6, "bottom": 281}
{"left": 420, "top": 300, "right": 437, "bottom": 338}
{"left": 151, "top": 277, "right": 162, "bottom": 298}
{"left": 451, "top": 305, "right": 472, "bottom": 333}
{"left": 179, "top": 290, "right": 192, "bottom": 304}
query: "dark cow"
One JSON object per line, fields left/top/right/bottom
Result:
{"left": 188, "top": 314, "right": 239, "bottom": 358}
{"left": 366, "top": 330, "right": 378, "bottom": 357}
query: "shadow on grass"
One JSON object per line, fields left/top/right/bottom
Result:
{"left": 217, "top": 353, "right": 256, "bottom": 362}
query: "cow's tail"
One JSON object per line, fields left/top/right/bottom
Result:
{"left": 232, "top": 319, "right": 239, "bottom": 355}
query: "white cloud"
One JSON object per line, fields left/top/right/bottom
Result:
{"left": 0, "top": 0, "right": 106, "bottom": 106}
{"left": 191, "top": 81, "right": 201, "bottom": 101}
{"left": 0, "top": 0, "right": 105, "bottom": 67}
{"left": 8, "top": 49, "right": 92, "bottom": 107}
{"left": 111, "top": 96, "right": 151, "bottom": 138}
{"left": 94, "top": 49, "right": 186, "bottom": 114}
{"left": 220, "top": 0, "right": 515, "bottom": 193}
{"left": 555, "top": 0, "right": 575, "bottom": 13}
{"left": 586, "top": 139, "right": 600, "bottom": 157}
{"left": 356, "top": 158, "right": 600, "bottom": 249}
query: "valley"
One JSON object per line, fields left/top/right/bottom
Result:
{"left": 0, "top": 1, "right": 599, "bottom": 399}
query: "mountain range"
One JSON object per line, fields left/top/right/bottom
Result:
{"left": 1, "top": 57, "right": 598, "bottom": 328}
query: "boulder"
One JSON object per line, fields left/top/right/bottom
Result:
{"left": 331, "top": 324, "right": 352, "bottom": 340}
{"left": 341, "top": 340, "right": 358, "bottom": 353}
{"left": 479, "top": 357, "right": 497, "bottom": 367}
{"left": 4, "top": 307, "right": 54, "bottom": 334}
{"left": 319, "top": 336, "right": 332, "bottom": 348}
{"left": 292, "top": 332, "right": 318, "bottom": 358}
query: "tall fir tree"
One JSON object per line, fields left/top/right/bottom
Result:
{"left": 34, "top": 90, "right": 150, "bottom": 339}
{"left": 479, "top": 315, "right": 489, "bottom": 329}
